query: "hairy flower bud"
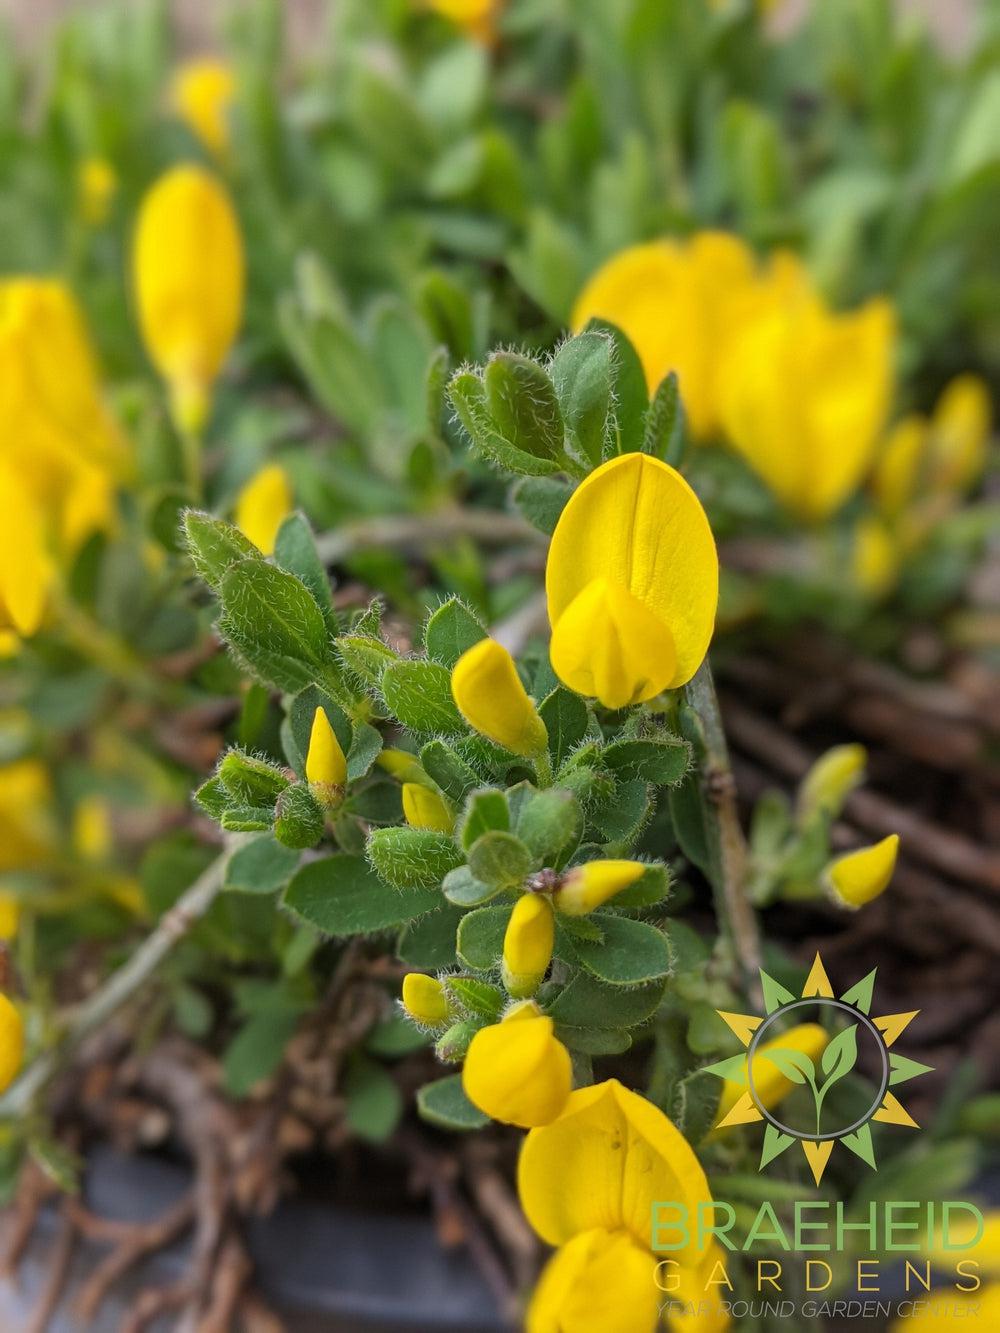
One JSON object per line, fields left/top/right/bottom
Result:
{"left": 825, "top": 834, "right": 899, "bottom": 909}
{"left": 553, "top": 860, "right": 646, "bottom": 917}
{"left": 171, "top": 58, "right": 236, "bottom": 156}
{"left": 402, "top": 973, "right": 451, "bottom": 1028}
{"left": 402, "top": 783, "right": 454, "bottom": 833}
{"left": 463, "top": 1003, "right": 571, "bottom": 1128}
{"left": 797, "top": 744, "right": 867, "bottom": 824}
{"left": 451, "top": 638, "right": 547, "bottom": 757}
{"left": 234, "top": 464, "right": 292, "bottom": 556}
{"left": 502, "top": 894, "right": 554, "bottom": 998}
{"left": 305, "top": 707, "right": 348, "bottom": 809}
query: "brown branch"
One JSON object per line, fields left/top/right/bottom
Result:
{"left": 28, "top": 1199, "right": 76, "bottom": 1333}
{"left": 72, "top": 1193, "right": 196, "bottom": 1323}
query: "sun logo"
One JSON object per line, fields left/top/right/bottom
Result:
{"left": 704, "top": 954, "right": 931, "bottom": 1186}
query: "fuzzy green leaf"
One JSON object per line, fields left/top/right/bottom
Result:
{"left": 417, "top": 1074, "right": 489, "bottom": 1131}
{"left": 570, "top": 915, "right": 672, "bottom": 986}
{"left": 424, "top": 598, "right": 486, "bottom": 668}
{"left": 456, "top": 903, "right": 513, "bottom": 969}
{"left": 367, "top": 826, "right": 463, "bottom": 888}
{"left": 282, "top": 854, "right": 440, "bottom": 935}
{"left": 381, "top": 660, "right": 464, "bottom": 733}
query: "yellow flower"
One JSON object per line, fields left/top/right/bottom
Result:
{"left": 451, "top": 638, "right": 548, "bottom": 757}
{"left": 502, "top": 894, "right": 554, "bottom": 997}
{"left": 546, "top": 453, "right": 718, "bottom": 708}
{"left": 0, "top": 895, "right": 20, "bottom": 941}
{"left": 552, "top": 860, "right": 646, "bottom": 916}
{"left": 305, "top": 707, "right": 348, "bottom": 807}
{"left": 571, "top": 232, "right": 757, "bottom": 439}
{"left": 78, "top": 156, "right": 118, "bottom": 225}
{"left": 73, "top": 796, "right": 112, "bottom": 862}
{"left": 797, "top": 743, "right": 867, "bottom": 823}
{"left": 527, "top": 1227, "right": 660, "bottom": 1333}
{"left": 0, "top": 760, "right": 54, "bottom": 873}
{"left": 133, "top": 164, "right": 245, "bottom": 435}
{"left": 234, "top": 464, "right": 293, "bottom": 555}
{"left": 927, "top": 374, "right": 992, "bottom": 493}
{"left": 825, "top": 833, "right": 899, "bottom": 909}
{"left": 425, "top": 0, "right": 500, "bottom": 43}
{"left": 0, "top": 464, "right": 52, "bottom": 637}
{"left": 0, "top": 994, "right": 23, "bottom": 1094}
{"left": 518, "top": 1079, "right": 711, "bottom": 1262}
{"left": 376, "top": 749, "right": 427, "bottom": 783}
{"left": 171, "top": 58, "right": 236, "bottom": 156}
{"left": 852, "top": 515, "right": 899, "bottom": 598}
{"left": 716, "top": 1023, "right": 829, "bottom": 1122}
{"left": 402, "top": 783, "right": 454, "bottom": 832}
{"left": 719, "top": 282, "right": 895, "bottom": 520}
{"left": 463, "top": 1003, "right": 572, "bottom": 1128}
{"left": 402, "top": 973, "right": 451, "bottom": 1027}
{"left": 872, "top": 414, "right": 928, "bottom": 516}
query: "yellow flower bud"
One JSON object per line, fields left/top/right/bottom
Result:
{"left": 928, "top": 374, "right": 992, "bottom": 493}
{"left": 0, "top": 993, "right": 24, "bottom": 1095}
{"left": 0, "top": 759, "right": 54, "bottom": 872}
{"left": 527, "top": 1227, "right": 660, "bottom": 1333}
{"left": 305, "top": 707, "right": 348, "bottom": 807}
{"left": 463, "top": 1004, "right": 572, "bottom": 1128}
{"left": 234, "top": 464, "right": 293, "bottom": 556}
{"left": 376, "top": 749, "right": 426, "bottom": 783}
{"left": 73, "top": 796, "right": 112, "bottom": 862}
{"left": 872, "top": 414, "right": 928, "bottom": 516}
{"left": 451, "top": 638, "right": 547, "bottom": 757}
{"left": 552, "top": 860, "right": 646, "bottom": 917}
{"left": 825, "top": 833, "right": 899, "bottom": 909}
{"left": 133, "top": 164, "right": 244, "bottom": 435}
{"left": 716, "top": 1023, "right": 829, "bottom": 1124}
{"left": 502, "top": 895, "right": 554, "bottom": 997}
{"left": 546, "top": 454, "right": 718, "bottom": 708}
{"left": 0, "top": 895, "right": 19, "bottom": 941}
{"left": 401, "top": 972, "right": 451, "bottom": 1027}
{"left": 852, "top": 515, "right": 899, "bottom": 598}
{"left": 0, "top": 464, "right": 52, "bottom": 638}
{"left": 797, "top": 743, "right": 867, "bottom": 823}
{"left": 170, "top": 58, "right": 236, "bottom": 157}
{"left": 78, "top": 156, "right": 118, "bottom": 226}
{"left": 402, "top": 783, "right": 454, "bottom": 833}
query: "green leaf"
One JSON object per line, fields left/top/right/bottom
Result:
{"left": 456, "top": 903, "right": 513, "bottom": 969}
{"left": 458, "top": 788, "right": 510, "bottom": 850}
{"left": 570, "top": 915, "right": 672, "bottom": 986}
{"left": 441, "top": 865, "right": 504, "bottom": 907}
{"left": 194, "top": 775, "right": 230, "bottom": 820}
{"left": 344, "top": 780, "right": 402, "bottom": 824}
{"left": 672, "top": 1068, "right": 722, "bottom": 1146}
{"left": 512, "top": 475, "right": 573, "bottom": 536}
{"left": 546, "top": 972, "right": 666, "bottom": 1029}
{"left": 589, "top": 777, "right": 652, "bottom": 844}
{"left": 343, "top": 1055, "right": 403, "bottom": 1143}
{"left": 602, "top": 738, "right": 689, "bottom": 785}
{"left": 220, "top": 805, "right": 274, "bottom": 833}
{"left": 484, "top": 352, "right": 565, "bottom": 463}
{"left": 514, "top": 788, "right": 582, "bottom": 867}
{"left": 555, "top": 1024, "right": 632, "bottom": 1055}
{"left": 467, "top": 831, "right": 533, "bottom": 889}
{"left": 397, "top": 905, "right": 463, "bottom": 969}
{"left": 550, "top": 331, "right": 613, "bottom": 466}
{"left": 347, "top": 721, "right": 383, "bottom": 780}
{"left": 273, "top": 784, "right": 325, "bottom": 849}
{"left": 367, "top": 827, "right": 463, "bottom": 888}
{"left": 424, "top": 597, "right": 486, "bottom": 668}
{"left": 582, "top": 319, "right": 647, "bottom": 454}
{"left": 218, "top": 750, "right": 290, "bottom": 805}
{"left": 183, "top": 510, "right": 261, "bottom": 592}
{"left": 274, "top": 512, "right": 338, "bottom": 634}
{"left": 223, "top": 1010, "right": 300, "bottom": 1097}
{"left": 611, "top": 863, "right": 671, "bottom": 909}
{"left": 219, "top": 559, "right": 332, "bottom": 695}
{"left": 668, "top": 771, "right": 712, "bottom": 877}
{"left": 279, "top": 297, "right": 382, "bottom": 436}
{"left": 282, "top": 855, "right": 440, "bottom": 935}
{"left": 820, "top": 1025, "right": 859, "bottom": 1087}
{"left": 336, "top": 634, "right": 397, "bottom": 690}
{"left": 445, "top": 977, "right": 504, "bottom": 1019}
{"left": 381, "top": 660, "right": 464, "bottom": 733}
{"left": 539, "top": 688, "right": 588, "bottom": 769}
{"left": 643, "top": 371, "right": 685, "bottom": 465}
{"left": 420, "top": 739, "right": 480, "bottom": 803}
{"left": 225, "top": 836, "right": 300, "bottom": 894}
{"left": 416, "top": 1074, "right": 489, "bottom": 1131}
{"left": 449, "top": 371, "right": 562, "bottom": 477}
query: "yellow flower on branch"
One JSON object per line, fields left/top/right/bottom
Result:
{"left": 402, "top": 783, "right": 454, "bottom": 832}
{"left": 0, "top": 464, "right": 53, "bottom": 638}
{"left": 451, "top": 638, "right": 548, "bottom": 757}
{"left": 133, "top": 164, "right": 245, "bottom": 436}
{"left": 797, "top": 743, "right": 867, "bottom": 823}
{"left": 546, "top": 453, "right": 718, "bottom": 708}
{"left": 171, "top": 58, "right": 236, "bottom": 157}
{"left": 235, "top": 464, "right": 293, "bottom": 555}
{"left": 825, "top": 833, "right": 899, "bottom": 909}
{"left": 305, "top": 707, "right": 348, "bottom": 809}
{"left": 401, "top": 973, "right": 451, "bottom": 1028}
{"left": 463, "top": 1002, "right": 572, "bottom": 1127}
{"left": 552, "top": 860, "right": 646, "bottom": 916}
{"left": 502, "top": 894, "right": 554, "bottom": 997}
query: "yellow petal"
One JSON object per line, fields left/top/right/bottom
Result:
{"left": 527, "top": 1228, "right": 660, "bottom": 1333}
{"left": 546, "top": 453, "right": 718, "bottom": 696}
{"left": 78, "top": 156, "right": 118, "bottom": 225}
{"left": 401, "top": 973, "right": 451, "bottom": 1027}
{"left": 170, "top": 58, "right": 236, "bottom": 157}
{"left": 928, "top": 373, "right": 992, "bottom": 492}
{"left": 402, "top": 783, "right": 454, "bottom": 833}
{"left": 73, "top": 796, "right": 112, "bottom": 862}
{"left": 451, "top": 638, "right": 547, "bottom": 756}
{"left": 502, "top": 894, "right": 554, "bottom": 997}
{"left": 133, "top": 164, "right": 244, "bottom": 416}
{"left": 826, "top": 833, "right": 899, "bottom": 909}
{"left": 717, "top": 1022, "right": 829, "bottom": 1121}
{"left": 0, "top": 994, "right": 24, "bottom": 1095}
{"left": 872, "top": 414, "right": 929, "bottom": 516}
{"left": 463, "top": 1012, "right": 571, "bottom": 1128}
{"left": 305, "top": 706, "right": 348, "bottom": 802}
{"left": 553, "top": 860, "right": 646, "bottom": 916}
{"left": 550, "top": 579, "right": 677, "bottom": 709}
{"left": 797, "top": 743, "right": 867, "bottom": 823}
{"left": 0, "top": 759, "right": 54, "bottom": 872}
{"left": 0, "top": 463, "right": 52, "bottom": 638}
{"left": 235, "top": 464, "right": 293, "bottom": 556}
{"left": 517, "top": 1079, "right": 711, "bottom": 1260}
{"left": 0, "top": 895, "right": 19, "bottom": 941}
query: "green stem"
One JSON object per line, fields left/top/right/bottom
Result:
{"left": 533, "top": 749, "right": 554, "bottom": 788}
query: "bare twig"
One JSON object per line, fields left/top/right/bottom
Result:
{"left": 316, "top": 509, "right": 542, "bottom": 566}
{"left": 73, "top": 1193, "right": 196, "bottom": 1323}
{"left": 27, "top": 1199, "right": 76, "bottom": 1333}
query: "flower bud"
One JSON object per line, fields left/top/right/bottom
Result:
{"left": 305, "top": 707, "right": 348, "bottom": 809}
{"left": 0, "top": 993, "right": 24, "bottom": 1095}
{"left": 797, "top": 744, "right": 867, "bottom": 824}
{"left": 0, "top": 895, "right": 19, "bottom": 941}
{"left": 402, "top": 783, "right": 454, "bottom": 833}
{"left": 462, "top": 1003, "right": 572, "bottom": 1128}
{"left": 502, "top": 894, "right": 554, "bottom": 998}
{"left": 171, "top": 58, "right": 236, "bottom": 156}
{"left": 78, "top": 156, "right": 117, "bottom": 226}
{"left": 0, "top": 463, "right": 51, "bottom": 637}
{"left": 234, "top": 464, "right": 293, "bottom": 556}
{"left": 402, "top": 973, "right": 451, "bottom": 1028}
{"left": 133, "top": 165, "right": 244, "bottom": 435}
{"left": 553, "top": 860, "right": 646, "bottom": 916}
{"left": 825, "top": 834, "right": 899, "bottom": 909}
{"left": 852, "top": 516, "right": 898, "bottom": 598}
{"left": 451, "top": 638, "right": 547, "bottom": 757}
{"left": 928, "top": 374, "right": 991, "bottom": 493}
